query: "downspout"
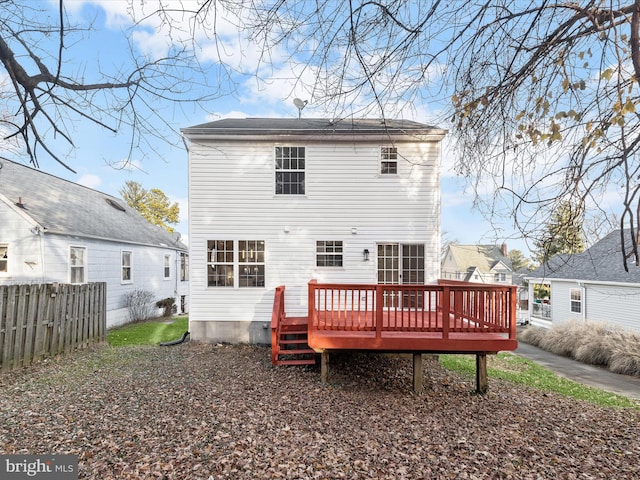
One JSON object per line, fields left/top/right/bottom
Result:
{"left": 581, "top": 282, "right": 587, "bottom": 323}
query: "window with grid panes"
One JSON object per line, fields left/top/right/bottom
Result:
{"left": 316, "top": 241, "right": 343, "bottom": 267}
{"left": 70, "top": 246, "right": 86, "bottom": 284}
{"left": 239, "top": 240, "right": 265, "bottom": 287}
{"left": 275, "top": 146, "right": 305, "bottom": 194}
{"left": 207, "top": 240, "right": 234, "bottom": 287}
{"left": 381, "top": 146, "right": 398, "bottom": 174}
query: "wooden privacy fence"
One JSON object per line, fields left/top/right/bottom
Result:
{"left": 0, "top": 282, "right": 106, "bottom": 371}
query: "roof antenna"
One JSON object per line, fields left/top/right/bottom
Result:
{"left": 293, "top": 98, "right": 308, "bottom": 119}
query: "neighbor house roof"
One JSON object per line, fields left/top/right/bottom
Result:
{"left": 446, "top": 244, "right": 513, "bottom": 275}
{"left": 181, "top": 117, "right": 447, "bottom": 141}
{"left": 0, "top": 158, "right": 186, "bottom": 250}
{"left": 527, "top": 229, "right": 640, "bottom": 284}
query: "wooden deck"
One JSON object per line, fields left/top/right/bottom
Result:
{"left": 272, "top": 280, "right": 518, "bottom": 393}
{"left": 308, "top": 280, "right": 517, "bottom": 353}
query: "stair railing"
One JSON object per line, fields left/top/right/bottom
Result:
{"left": 271, "top": 285, "right": 286, "bottom": 365}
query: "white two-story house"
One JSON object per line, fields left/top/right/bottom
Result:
{"left": 182, "top": 118, "right": 447, "bottom": 344}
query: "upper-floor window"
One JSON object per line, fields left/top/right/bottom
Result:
{"left": 0, "top": 244, "right": 7, "bottom": 273}
{"left": 180, "top": 252, "right": 189, "bottom": 281}
{"left": 70, "top": 246, "right": 86, "bottom": 284}
{"left": 494, "top": 273, "right": 507, "bottom": 282}
{"left": 570, "top": 288, "right": 582, "bottom": 314}
{"left": 275, "top": 146, "right": 305, "bottom": 195}
{"left": 381, "top": 146, "right": 398, "bottom": 174}
{"left": 122, "top": 250, "right": 132, "bottom": 283}
{"left": 164, "top": 254, "right": 171, "bottom": 279}
{"left": 316, "top": 241, "right": 343, "bottom": 267}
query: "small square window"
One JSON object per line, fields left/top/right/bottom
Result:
{"left": 316, "top": 241, "right": 343, "bottom": 267}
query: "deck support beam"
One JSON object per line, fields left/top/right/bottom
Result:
{"left": 476, "top": 353, "right": 488, "bottom": 394}
{"left": 412, "top": 353, "right": 423, "bottom": 393}
{"left": 320, "top": 350, "right": 329, "bottom": 385}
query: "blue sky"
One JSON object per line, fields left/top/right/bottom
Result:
{"left": 4, "top": 0, "right": 540, "bottom": 256}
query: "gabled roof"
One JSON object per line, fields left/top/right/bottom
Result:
{"left": 527, "top": 229, "right": 640, "bottom": 284}
{"left": 446, "top": 244, "right": 513, "bottom": 274}
{"left": 181, "top": 117, "right": 447, "bottom": 140}
{"left": 0, "top": 159, "right": 186, "bottom": 251}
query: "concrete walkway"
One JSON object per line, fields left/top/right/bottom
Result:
{"left": 514, "top": 342, "right": 640, "bottom": 400}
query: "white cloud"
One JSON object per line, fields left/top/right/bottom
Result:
{"left": 77, "top": 173, "right": 102, "bottom": 189}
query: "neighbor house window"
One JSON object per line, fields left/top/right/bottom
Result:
{"left": 239, "top": 240, "right": 265, "bottom": 287}
{"left": 180, "top": 252, "right": 189, "bottom": 281}
{"left": 316, "top": 241, "right": 343, "bottom": 267}
{"left": 164, "top": 254, "right": 171, "bottom": 279}
{"left": 207, "top": 240, "right": 234, "bottom": 287}
{"left": 570, "top": 288, "right": 582, "bottom": 314}
{"left": 494, "top": 273, "right": 506, "bottom": 282}
{"left": 275, "top": 146, "right": 305, "bottom": 194}
{"left": 121, "top": 251, "right": 132, "bottom": 283}
{"left": 70, "top": 246, "right": 86, "bottom": 284}
{"left": 381, "top": 146, "right": 398, "bottom": 174}
{"left": 0, "top": 244, "right": 7, "bottom": 273}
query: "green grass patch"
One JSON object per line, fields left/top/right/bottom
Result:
{"left": 107, "top": 316, "right": 189, "bottom": 347}
{"left": 440, "top": 353, "right": 640, "bottom": 410}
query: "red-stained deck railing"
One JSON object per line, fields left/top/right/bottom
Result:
{"left": 307, "top": 279, "right": 517, "bottom": 353}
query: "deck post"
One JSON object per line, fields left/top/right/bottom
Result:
{"left": 321, "top": 350, "right": 329, "bottom": 385}
{"left": 476, "top": 353, "right": 488, "bottom": 394}
{"left": 413, "top": 353, "right": 423, "bottom": 393}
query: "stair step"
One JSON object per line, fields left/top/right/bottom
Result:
{"left": 278, "top": 348, "right": 315, "bottom": 355}
{"left": 280, "top": 327, "right": 308, "bottom": 334}
{"left": 276, "top": 358, "right": 316, "bottom": 366}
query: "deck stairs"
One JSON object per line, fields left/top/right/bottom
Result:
{"left": 272, "top": 316, "right": 316, "bottom": 366}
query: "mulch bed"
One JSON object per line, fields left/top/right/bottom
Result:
{"left": 1, "top": 342, "right": 639, "bottom": 479}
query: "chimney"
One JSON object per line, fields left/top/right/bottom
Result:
{"left": 501, "top": 242, "right": 507, "bottom": 257}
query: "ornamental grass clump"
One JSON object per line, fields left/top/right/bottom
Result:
{"left": 518, "top": 321, "right": 640, "bottom": 377}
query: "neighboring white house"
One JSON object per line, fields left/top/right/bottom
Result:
{"left": 526, "top": 229, "right": 640, "bottom": 333}
{"left": 182, "top": 117, "right": 447, "bottom": 344}
{"left": 0, "top": 158, "right": 189, "bottom": 328}
{"left": 441, "top": 244, "right": 513, "bottom": 284}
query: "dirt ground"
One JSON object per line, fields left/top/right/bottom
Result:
{"left": 1, "top": 342, "right": 639, "bottom": 479}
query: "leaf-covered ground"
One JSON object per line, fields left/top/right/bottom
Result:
{"left": 1, "top": 343, "right": 639, "bottom": 479}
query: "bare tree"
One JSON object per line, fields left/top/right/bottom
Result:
{"left": 202, "top": 0, "right": 640, "bottom": 268}
{"left": 0, "top": 0, "right": 220, "bottom": 172}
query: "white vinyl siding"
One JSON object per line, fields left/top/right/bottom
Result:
{"left": 188, "top": 139, "right": 441, "bottom": 341}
